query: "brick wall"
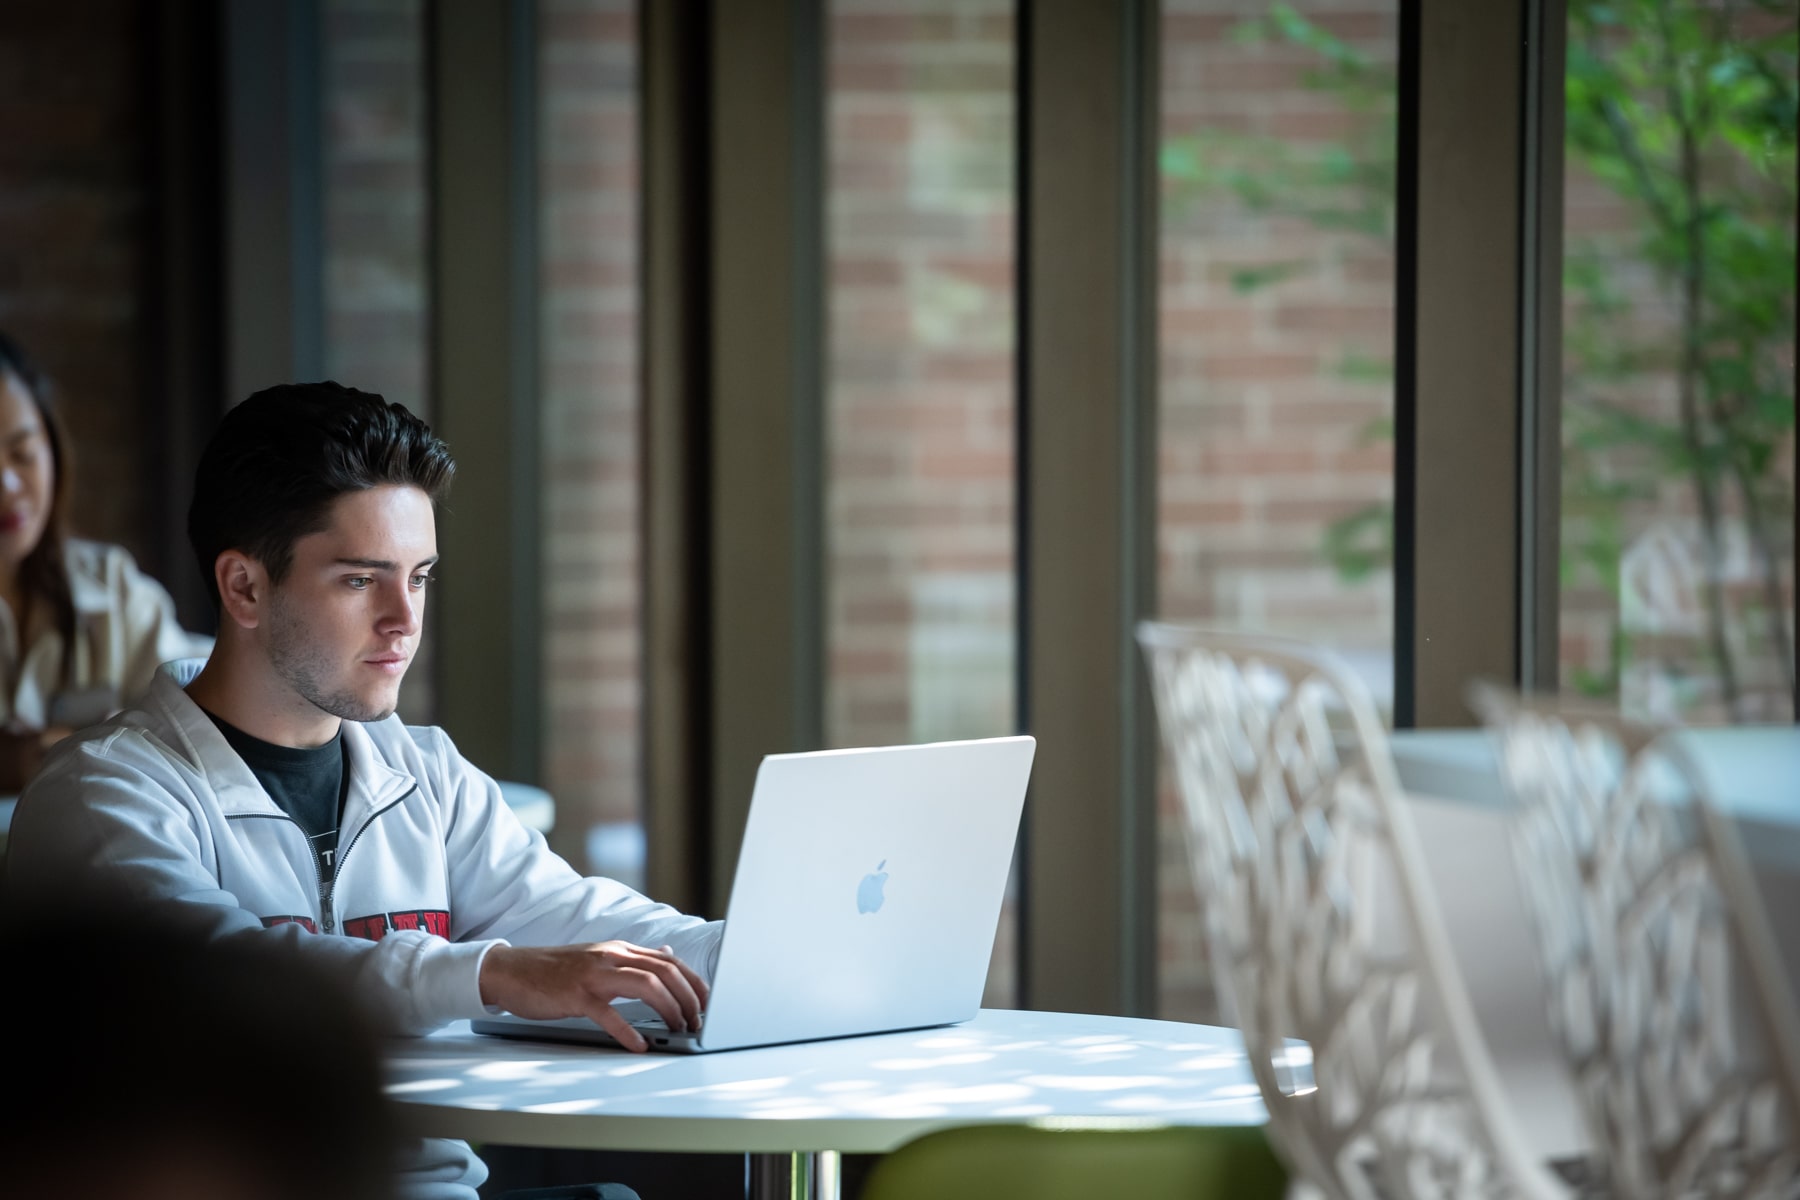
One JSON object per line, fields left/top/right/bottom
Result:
{"left": 538, "top": 0, "right": 641, "bottom": 873}
{"left": 826, "top": 1, "right": 1017, "bottom": 750}
{"left": 1159, "top": 0, "right": 1397, "bottom": 663}
{"left": 0, "top": 0, "right": 157, "bottom": 567}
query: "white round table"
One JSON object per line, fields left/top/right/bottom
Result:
{"left": 385, "top": 1007, "right": 1280, "bottom": 1199}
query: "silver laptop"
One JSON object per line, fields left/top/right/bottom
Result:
{"left": 472, "top": 734, "right": 1036, "bottom": 1053}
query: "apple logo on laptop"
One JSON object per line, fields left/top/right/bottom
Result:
{"left": 857, "top": 861, "right": 888, "bottom": 914}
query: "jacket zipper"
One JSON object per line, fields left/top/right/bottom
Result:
{"left": 305, "top": 827, "right": 328, "bottom": 930}
{"left": 319, "top": 785, "right": 418, "bottom": 934}
{"left": 227, "top": 813, "right": 329, "bottom": 931}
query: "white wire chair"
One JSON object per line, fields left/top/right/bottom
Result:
{"left": 1472, "top": 685, "right": 1800, "bottom": 1200}
{"left": 1138, "top": 623, "right": 1565, "bottom": 1200}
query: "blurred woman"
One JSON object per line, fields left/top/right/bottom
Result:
{"left": 0, "top": 331, "right": 212, "bottom": 789}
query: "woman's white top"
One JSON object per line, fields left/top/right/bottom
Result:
{"left": 0, "top": 538, "right": 213, "bottom": 729}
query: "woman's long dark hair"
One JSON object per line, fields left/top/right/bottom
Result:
{"left": 0, "top": 330, "right": 75, "bottom": 689}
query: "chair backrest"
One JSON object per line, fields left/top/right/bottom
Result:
{"left": 857, "top": 1123, "right": 1287, "bottom": 1200}
{"left": 1473, "top": 686, "right": 1800, "bottom": 1199}
{"left": 1138, "top": 622, "right": 1562, "bottom": 1200}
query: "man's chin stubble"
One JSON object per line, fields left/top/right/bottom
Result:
{"left": 308, "top": 690, "right": 401, "bottom": 725}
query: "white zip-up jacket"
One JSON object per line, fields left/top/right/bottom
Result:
{"left": 7, "top": 658, "right": 723, "bottom": 1035}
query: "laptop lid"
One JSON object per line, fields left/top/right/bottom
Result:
{"left": 473, "top": 734, "right": 1034, "bottom": 1053}
{"left": 695, "top": 734, "right": 1034, "bottom": 1051}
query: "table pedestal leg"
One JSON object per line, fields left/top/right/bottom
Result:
{"left": 747, "top": 1150, "right": 840, "bottom": 1200}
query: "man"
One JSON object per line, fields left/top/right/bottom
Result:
{"left": 7, "top": 383, "right": 719, "bottom": 1198}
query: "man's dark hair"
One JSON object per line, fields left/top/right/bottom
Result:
{"left": 187, "top": 381, "right": 454, "bottom": 610}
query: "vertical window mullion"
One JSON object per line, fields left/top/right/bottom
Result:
{"left": 1021, "top": 0, "right": 1159, "bottom": 1018}
{"left": 428, "top": 0, "right": 541, "bottom": 781}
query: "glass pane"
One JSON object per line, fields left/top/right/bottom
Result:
{"left": 826, "top": 0, "right": 1019, "bottom": 1005}
{"left": 1557, "top": 0, "right": 1796, "bottom": 724}
{"left": 539, "top": 0, "right": 645, "bottom": 881}
{"left": 321, "top": 0, "right": 432, "bottom": 720}
{"left": 1157, "top": 0, "right": 1399, "bottom": 1020}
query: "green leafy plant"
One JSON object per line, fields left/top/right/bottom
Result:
{"left": 1559, "top": 0, "right": 1796, "bottom": 715}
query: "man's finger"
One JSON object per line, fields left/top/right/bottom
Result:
{"left": 591, "top": 1002, "right": 648, "bottom": 1052}
{"left": 611, "top": 965, "right": 690, "bottom": 1033}
{"left": 609, "top": 945, "right": 702, "bottom": 1028}
{"left": 658, "top": 944, "right": 710, "bottom": 1010}
{"left": 642, "top": 953, "right": 704, "bottom": 1029}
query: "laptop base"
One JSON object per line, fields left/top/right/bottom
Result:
{"left": 469, "top": 1013, "right": 959, "bottom": 1055}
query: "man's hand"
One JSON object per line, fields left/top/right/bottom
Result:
{"left": 479, "top": 941, "right": 709, "bottom": 1052}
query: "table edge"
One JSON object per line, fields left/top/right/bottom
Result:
{"left": 393, "top": 1100, "right": 1267, "bottom": 1156}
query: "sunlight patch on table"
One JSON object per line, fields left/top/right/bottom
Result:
{"left": 524, "top": 1099, "right": 607, "bottom": 1115}
{"left": 654, "top": 1076, "right": 794, "bottom": 1098}
{"left": 869, "top": 1052, "right": 995, "bottom": 1071}
{"left": 386, "top": 1078, "right": 462, "bottom": 1095}
{"left": 1097, "top": 1091, "right": 1258, "bottom": 1112}
{"left": 1174, "top": 1054, "right": 1244, "bottom": 1071}
{"left": 471, "top": 1061, "right": 558, "bottom": 1081}
{"left": 607, "top": 1060, "right": 673, "bottom": 1078}
{"left": 1018, "top": 1074, "right": 1172, "bottom": 1091}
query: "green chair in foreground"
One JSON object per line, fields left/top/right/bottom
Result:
{"left": 858, "top": 1123, "right": 1288, "bottom": 1200}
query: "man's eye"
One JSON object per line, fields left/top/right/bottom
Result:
{"left": 347, "top": 577, "right": 373, "bottom": 590}
{"left": 410, "top": 573, "right": 433, "bottom": 589}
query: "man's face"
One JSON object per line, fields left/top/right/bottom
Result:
{"left": 263, "top": 485, "right": 437, "bottom": 725}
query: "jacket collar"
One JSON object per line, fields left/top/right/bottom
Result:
{"left": 145, "top": 660, "right": 417, "bottom": 819}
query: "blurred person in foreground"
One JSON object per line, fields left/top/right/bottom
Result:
{"left": 0, "top": 899, "right": 396, "bottom": 1200}
{"left": 5, "top": 382, "right": 718, "bottom": 1199}
{"left": 0, "top": 330, "right": 213, "bottom": 790}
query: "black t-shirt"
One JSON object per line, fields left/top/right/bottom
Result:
{"left": 204, "top": 711, "right": 350, "bottom": 887}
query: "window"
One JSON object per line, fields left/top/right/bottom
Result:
{"left": 1157, "top": 0, "right": 1399, "bottom": 1020}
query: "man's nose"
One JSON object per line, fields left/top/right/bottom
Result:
{"left": 377, "top": 580, "right": 421, "bottom": 637}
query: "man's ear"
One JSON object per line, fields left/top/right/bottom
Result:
{"left": 214, "top": 551, "right": 267, "bottom": 631}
